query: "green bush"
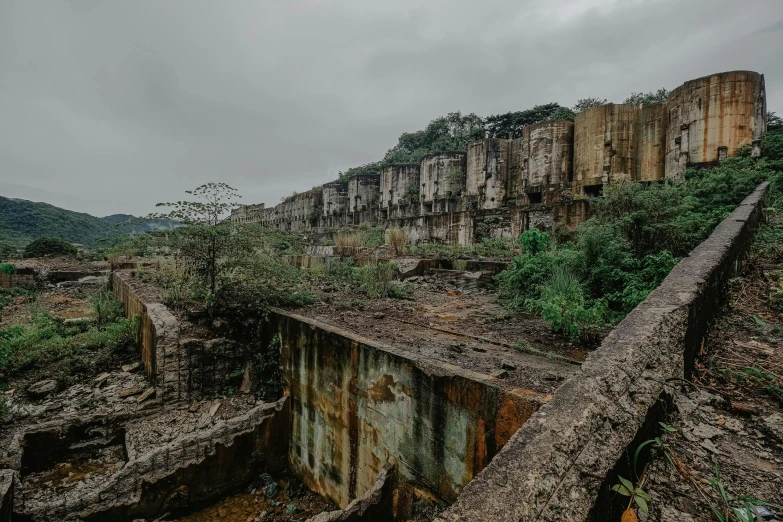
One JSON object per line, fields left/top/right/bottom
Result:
{"left": 762, "top": 128, "right": 783, "bottom": 161}
{"left": 23, "top": 237, "right": 77, "bottom": 258}
{"left": 519, "top": 229, "right": 550, "bottom": 256}
{"left": 527, "top": 266, "right": 605, "bottom": 341}
{"left": 499, "top": 156, "right": 783, "bottom": 335}
{"left": 353, "top": 261, "right": 404, "bottom": 298}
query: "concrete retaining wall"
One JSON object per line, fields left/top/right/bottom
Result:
{"left": 437, "top": 182, "right": 768, "bottom": 521}
{"left": 267, "top": 310, "right": 545, "bottom": 512}
{"left": 111, "top": 272, "right": 180, "bottom": 400}
{"left": 0, "top": 267, "right": 39, "bottom": 289}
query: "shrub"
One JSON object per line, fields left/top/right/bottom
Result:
{"left": 23, "top": 237, "right": 77, "bottom": 258}
{"left": 526, "top": 266, "right": 604, "bottom": 341}
{"left": 91, "top": 291, "right": 124, "bottom": 326}
{"left": 519, "top": 228, "right": 550, "bottom": 256}
{"left": 387, "top": 227, "right": 409, "bottom": 256}
{"left": 353, "top": 261, "right": 403, "bottom": 298}
{"left": 0, "top": 241, "right": 14, "bottom": 260}
{"left": 0, "top": 308, "right": 139, "bottom": 386}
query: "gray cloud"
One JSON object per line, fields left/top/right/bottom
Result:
{"left": 1, "top": 0, "right": 781, "bottom": 216}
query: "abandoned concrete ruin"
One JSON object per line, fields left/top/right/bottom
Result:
{"left": 0, "top": 182, "right": 769, "bottom": 522}
{"left": 231, "top": 70, "right": 767, "bottom": 243}
{"left": 0, "top": 69, "right": 774, "bottom": 522}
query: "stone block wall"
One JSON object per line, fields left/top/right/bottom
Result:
{"left": 436, "top": 182, "right": 768, "bottom": 521}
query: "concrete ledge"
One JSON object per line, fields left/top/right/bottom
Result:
{"left": 437, "top": 182, "right": 768, "bottom": 521}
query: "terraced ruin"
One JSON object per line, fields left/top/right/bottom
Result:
{"left": 1, "top": 69, "right": 782, "bottom": 522}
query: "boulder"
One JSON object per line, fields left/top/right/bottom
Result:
{"left": 28, "top": 380, "right": 57, "bottom": 399}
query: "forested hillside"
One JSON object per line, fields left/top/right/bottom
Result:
{"left": 0, "top": 196, "right": 177, "bottom": 248}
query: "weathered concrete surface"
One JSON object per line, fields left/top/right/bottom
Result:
{"left": 13, "top": 399, "right": 289, "bottom": 522}
{"left": 112, "top": 272, "right": 180, "bottom": 399}
{"left": 666, "top": 71, "right": 766, "bottom": 178}
{"left": 306, "top": 461, "right": 399, "bottom": 522}
{"left": 420, "top": 152, "right": 467, "bottom": 214}
{"left": 268, "top": 310, "right": 544, "bottom": 511}
{"left": 637, "top": 103, "right": 667, "bottom": 182}
{"left": 520, "top": 121, "right": 574, "bottom": 190}
{"left": 465, "top": 139, "right": 510, "bottom": 210}
{"left": 381, "top": 164, "right": 420, "bottom": 219}
{"left": 573, "top": 103, "right": 639, "bottom": 194}
{"left": 436, "top": 182, "right": 768, "bottom": 522}
{"left": 0, "top": 470, "right": 13, "bottom": 522}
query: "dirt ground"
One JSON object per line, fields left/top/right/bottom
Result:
{"left": 638, "top": 255, "right": 783, "bottom": 521}
{"left": 293, "top": 282, "right": 587, "bottom": 395}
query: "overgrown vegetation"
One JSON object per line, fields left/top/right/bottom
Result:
{"left": 352, "top": 260, "right": 405, "bottom": 299}
{"left": 499, "top": 148, "right": 783, "bottom": 340}
{"left": 0, "top": 294, "right": 138, "bottom": 391}
{"left": 386, "top": 227, "right": 409, "bottom": 256}
{"left": 23, "top": 237, "right": 77, "bottom": 258}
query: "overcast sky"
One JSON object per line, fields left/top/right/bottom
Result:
{"left": 1, "top": 0, "right": 781, "bottom": 217}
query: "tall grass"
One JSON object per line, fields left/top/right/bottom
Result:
{"left": 335, "top": 232, "right": 363, "bottom": 257}
{"left": 386, "top": 227, "right": 409, "bottom": 256}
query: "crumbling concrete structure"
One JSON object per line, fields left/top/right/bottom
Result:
{"left": 380, "top": 164, "right": 420, "bottom": 219}
{"left": 420, "top": 152, "right": 466, "bottom": 214}
{"left": 666, "top": 70, "right": 766, "bottom": 178}
{"left": 229, "top": 69, "right": 766, "bottom": 244}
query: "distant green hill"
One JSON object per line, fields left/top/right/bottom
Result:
{"left": 0, "top": 196, "right": 178, "bottom": 248}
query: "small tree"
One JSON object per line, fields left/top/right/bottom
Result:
{"left": 624, "top": 88, "right": 669, "bottom": 106}
{"left": 151, "top": 183, "right": 251, "bottom": 302}
{"left": 573, "top": 98, "right": 606, "bottom": 114}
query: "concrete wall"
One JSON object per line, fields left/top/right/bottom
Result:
{"left": 436, "top": 182, "right": 768, "bottom": 522}
{"left": 666, "top": 71, "right": 766, "bottom": 179}
{"left": 420, "top": 153, "right": 467, "bottom": 214}
{"left": 521, "top": 121, "right": 574, "bottom": 190}
{"left": 573, "top": 104, "right": 639, "bottom": 193}
{"left": 323, "top": 182, "right": 350, "bottom": 227}
{"left": 268, "top": 310, "right": 544, "bottom": 510}
{"left": 347, "top": 175, "right": 381, "bottom": 226}
{"left": 112, "top": 272, "right": 250, "bottom": 403}
{"left": 380, "top": 165, "right": 420, "bottom": 219}
{"left": 0, "top": 267, "right": 39, "bottom": 290}
{"left": 112, "top": 272, "right": 180, "bottom": 400}
{"left": 226, "top": 70, "right": 767, "bottom": 241}
{"left": 636, "top": 103, "right": 667, "bottom": 182}
{"left": 465, "top": 139, "right": 510, "bottom": 210}
{"left": 0, "top": 470, "right": 13, "bottom": 522}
